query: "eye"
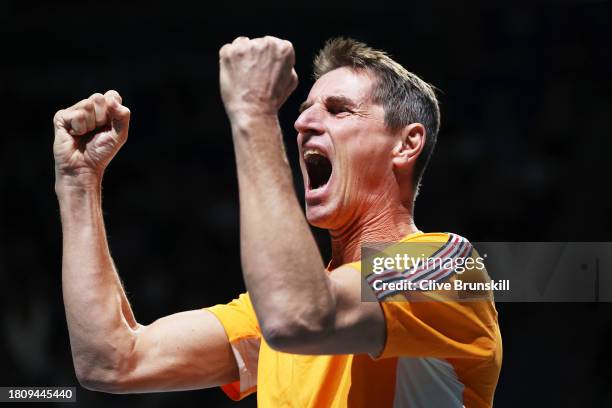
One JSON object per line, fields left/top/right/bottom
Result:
{"left": 328, "top": 105, "right": 352, "bottom": 116}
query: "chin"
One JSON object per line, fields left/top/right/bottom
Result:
{"left": 305, "top": 204, "right": 335, "bottom": 229}
{"left": 305, "top": 198, "right": 348, "bottom": 230}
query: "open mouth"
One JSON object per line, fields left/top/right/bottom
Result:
{"left": 304, "top": 149, "right": 333, "bottom": 190}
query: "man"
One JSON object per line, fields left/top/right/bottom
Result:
{"left": 54, "top": 36, "right": 501, "bottom": 407}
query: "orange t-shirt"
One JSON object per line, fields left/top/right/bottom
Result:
{"left": 206, "top": 232, "right": 502, "bottom": 407}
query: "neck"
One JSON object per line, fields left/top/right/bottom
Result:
{"left": 328, "top": 201, "right": 418, "bottom": 270}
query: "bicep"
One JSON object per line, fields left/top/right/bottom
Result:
{"left": 115, "top": 310, "right": 238, "bottom": 393}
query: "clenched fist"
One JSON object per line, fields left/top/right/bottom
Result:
{"left": 53, "top": 90, "right": 130, "bottom": 187}
{"left": 219, "top": 36, "right": 298, "bottom": 120}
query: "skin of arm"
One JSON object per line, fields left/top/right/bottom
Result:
{"left": 219, "top": 37, "right": 385, "bottom": 355}
{"left": 55, "top": 91, "right": 238, "bottom": 393}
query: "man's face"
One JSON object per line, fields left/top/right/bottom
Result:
{"left": 295, "top": 67, "right": 398, "bottom": 229}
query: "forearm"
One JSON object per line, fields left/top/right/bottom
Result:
{"left": 57, "top": 180, "right": 137, "bottom": 385}
{"left": 231, "top": 115, "right": 335, "bottom": 343}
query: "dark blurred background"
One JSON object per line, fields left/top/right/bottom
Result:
{"left": 1, "top": 0, "right": 611, "bottom": 406}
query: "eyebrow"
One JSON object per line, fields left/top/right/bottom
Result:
{"left": 298, "top": 95, "right": 358, "bottom": 114}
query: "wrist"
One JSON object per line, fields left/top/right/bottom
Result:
{"left": 229, "top": 111, "right": 280, "bottom": 138}
{"left": 55, "top": 171, "right": 102, "bottom": 198}
{"left": 226, "top": 106, "right": 278, "bottom": 124}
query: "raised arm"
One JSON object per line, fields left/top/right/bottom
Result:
{"left": 219, "top": 37, "right": 385, "bottom": 355}
{"left": 54, "top": 91, "right": 237, "bottom": 393}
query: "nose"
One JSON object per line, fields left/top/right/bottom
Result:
{"left": 294, "top": 104, "right": 325, "bottom": 137}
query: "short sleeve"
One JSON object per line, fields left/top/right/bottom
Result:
{"left": 358, "top": 233, "right": 500, "bottom": 361}
{"left": 373, "top": 297, "right": 499, "bottom": 360}
{"left": 206, "top": 293, "right": 261, "bottom": 401}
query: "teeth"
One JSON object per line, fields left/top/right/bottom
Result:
{"left": 304, "top": 148, "right": 326, "bottom": 159}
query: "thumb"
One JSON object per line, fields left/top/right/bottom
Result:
{"left": 107, "top": 98, "right": 131, "bottom": 137}
{"left": 290, "top": 69, "right": 299, "bottom": 93}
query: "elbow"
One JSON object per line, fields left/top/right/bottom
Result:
{"left": 71, "top": 328, "right": 138, "bottom": 393}
{"left": 72, "top": 347, "right": 133, "bottom": 394}
{"left": 261, "top": 312, "right": 336, "bottom": 353}
{"left": 75, "top": 364, "right": 124, "bottom": 394}
{"left": 261, "top": 321, "right": 308, "bottom": 352}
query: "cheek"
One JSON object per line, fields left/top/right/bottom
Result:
{"left": 335, "top": 140, "right": 390, "bottom": 205}
{"left": 341, "top": 138, "right": 390, "bottom": 181}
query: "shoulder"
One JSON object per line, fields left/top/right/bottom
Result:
{"left": 404, "top": 231, "right": 471, "bottom": 243}
{"left": 339, "top": 232, "right": 479, "bottom": 278}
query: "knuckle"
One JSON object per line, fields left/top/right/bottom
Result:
{"left": 75, "top": 98, "right": 93, "bottom": 112}
{"left": 219, "top": 44, "right": 229, "bottom": 57}
{"left": 105, "top": 89, "right": 122, "bottom": 101}
{"left": 83, "top": 100, "right": 95, "bottom": 112}
{"left": 104, "top": 94, "right": 115, "bottom": 106}
{"left": 252, "top": 40, "right": 264, "bottom": 50}
{"left": 74, "top": 110, "right": 87, "bottom": 121}
{"left": 90, "top": 92, "right": 104, "bottom": 102}
{"left": 53, "top": 109, "right": 65, "bottom": 126}
{"left": 281, "top": 42, "right": 294, "bottom": 54}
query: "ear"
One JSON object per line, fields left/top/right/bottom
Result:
{"left": 392, "top": 123, "right": 426, "bottom": 171}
